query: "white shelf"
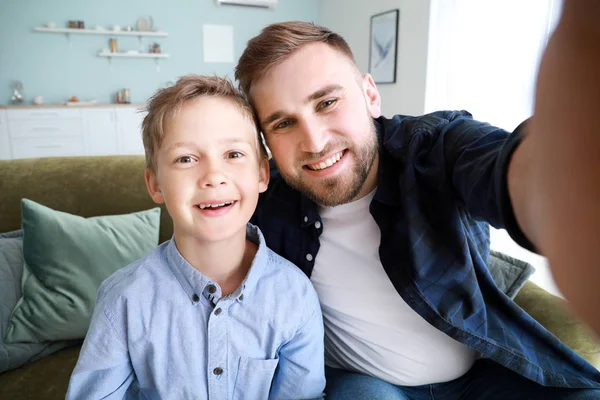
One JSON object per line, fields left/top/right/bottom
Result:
{"left": 34, "top": 27, "right": 168, "bottom": 37}
{"left": 98, "top": 52, "right": 169, "bottom": 59}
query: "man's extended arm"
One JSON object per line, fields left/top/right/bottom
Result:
{"left": 508, "top": 0, "right": 600, "bottom": 334}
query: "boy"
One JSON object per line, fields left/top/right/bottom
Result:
{"left": 66, "top": 75, "right": 326, "bottom": 399}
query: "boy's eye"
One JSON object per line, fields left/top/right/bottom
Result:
{"left": 227, "top": 151, "right": 244, "bottom": 159}
{"left": 318, "top": 99, "right": 336, "bottom": 110}
{"left": 175, "top": 156, "right": 195, "bottom": 164}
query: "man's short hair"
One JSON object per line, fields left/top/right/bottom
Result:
{"left": 142, "top": 75, "right": 266, "bottom": 173}
{"left": 235, "top": 21, "right": 357, "bottom": 97}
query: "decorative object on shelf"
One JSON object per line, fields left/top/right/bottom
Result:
{"left": 109, "top": 38, "right": 118, "bottom": 53}
{"left": 33, "top": 96, "right": 44, "bottom": 105}
{"left": 122, "top": 89, "right": 131, "bottom": 104}
{"left": 124, "top": 26, "right": 133, "bottom": 32}
{"left": 68, "top": 21, "right": 77, "bottom": 29}
{"left": 369, "top": 9, "right": 399, "bottom": 84}
{"left": 150, "top": 43, "right": 161, "bottom": 54}
{"left": 136, "top": 16, "right": 153, "bottom": 32}
{"left": 112, "top": 25, "right": 121, "bottom": 32}
{"left": 46, "top": 22, "right": 56, "bottom": 29}
{"left": 11, "top": 81, "right": 24, "bottom": 105}
{"left": 77, "top": 21, "right": 85, "bottom": 29}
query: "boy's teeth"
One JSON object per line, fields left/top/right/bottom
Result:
{"left": 199, "top": 201, "right": 233, "bottom": 209}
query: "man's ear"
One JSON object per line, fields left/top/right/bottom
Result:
{"left": 145, "top": 168, "right": 165, "bottom": 204}
{"left": 362, "top": 73, "right": 382, "bottom": 118}
{"left": 258, "top": 157, "right": 270, "bottom": 193}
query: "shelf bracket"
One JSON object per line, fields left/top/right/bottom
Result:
{"left": 155, "top": 58, "right": 160, "bottom": 72}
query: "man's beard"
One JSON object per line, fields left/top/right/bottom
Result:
{"left": 279, "top": 121, "right": 378, "bottom": 207}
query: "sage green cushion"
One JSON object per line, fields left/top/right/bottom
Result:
{"left": 4, "top": 199, "right": 161, "bottom": 344}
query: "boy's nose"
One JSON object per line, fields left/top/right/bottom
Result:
{"left": 199, "top": 163, "right": 227, "bottom": 188}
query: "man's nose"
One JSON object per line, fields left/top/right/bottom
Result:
{"left": 298, "top": 117, "right": 329, "bottom": 154}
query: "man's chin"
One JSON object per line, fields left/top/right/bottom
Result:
{"left": 303, "top": 181, "right": 363, "bottom": 207}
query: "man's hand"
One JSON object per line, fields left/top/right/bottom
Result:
{"left": 527, "top": 0, "right": 600, "bottom": 335}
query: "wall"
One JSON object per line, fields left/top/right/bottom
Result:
{"left": 0, "top": 0, "right": 319, "bottom": 105}
{"left": 319, "top": 0, "right": 431, "bottom": 117}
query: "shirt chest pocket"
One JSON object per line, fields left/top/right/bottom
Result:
{"left": 233, "top": 357, "right": 279, "bottom": 400}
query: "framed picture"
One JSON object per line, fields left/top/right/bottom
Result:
{"left": 369, "top": 9, "right": 399, "bottom": 84}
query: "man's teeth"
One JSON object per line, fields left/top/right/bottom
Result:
{"left": 308, "top": 151, "right": 343, "bottom": 171}
{"left": 199, "top": 201, "right": 233, "bottom": 209}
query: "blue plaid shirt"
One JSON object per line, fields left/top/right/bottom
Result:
{"left": 251, "top": 111, "right": 600, "bottom": 389}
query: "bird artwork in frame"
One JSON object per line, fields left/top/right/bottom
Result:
{"left": 369, "top": 9, "right": 399, "bottom": 84}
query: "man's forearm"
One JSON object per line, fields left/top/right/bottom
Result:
{"left": 527, "top": 0, "right": 600, "bottom": 334}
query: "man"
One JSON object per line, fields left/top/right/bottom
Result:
{"left": 238, "top": 21, "right": 600, "bottom": 399}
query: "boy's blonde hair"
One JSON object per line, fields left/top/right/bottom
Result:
{"left": 142, "top": 75, "right": 266, "bottom": 173}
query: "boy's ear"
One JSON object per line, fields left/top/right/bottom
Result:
{"left": 145, "top": 168, "right": 165, "bottom": 204}
{"left": 258, "top": 158, "right": 270, "bottom": 193}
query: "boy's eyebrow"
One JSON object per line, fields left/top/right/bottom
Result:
{"left": 165, "top": 138, "right": 252, "bottom": 152}
{"left": 260, "top": 84, "right": 344, "bottom": 127}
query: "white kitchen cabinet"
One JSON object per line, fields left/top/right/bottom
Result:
{"left": 0, "top": 110, "right": 10, "bottom": 160}
{"left": 84, "top": 108, "right": 118, "bottom": 156}
{"left": 116, "top": 108, "right": 146, "bottom": 155}
{"left": 1, "top": 105, "right": 144, "bottom": 160}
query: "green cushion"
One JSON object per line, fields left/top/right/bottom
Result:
{"left": 4, "top": 199, "right": 160, "bottom": 343}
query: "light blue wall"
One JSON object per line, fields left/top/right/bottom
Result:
{"left": 0, "top": 0, "right": 320, "bottom": 105}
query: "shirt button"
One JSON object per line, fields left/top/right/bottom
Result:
{"left": 213, "top": 367, "right": 223, "bottom": 376}
{"left": 214, "top": 308, "right": 222, "bottom": 316}
{"left": 306, "top": 253, "right": 313, "bottom": 262}
{"left": 303, "top": 216, "right": 308, "bottom": 223}
{"left": 315, "top": 221, "right": 321, "bottom": 229}
{"left": 207, "top": 285, "right": 216, "bottom": 294}
{"left": 239, "top": 294, "right": 244, "bottom": 301}
{"left": 192, "top": 294, "right": 200, "bottom": 302}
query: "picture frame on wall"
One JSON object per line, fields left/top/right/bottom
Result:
{"left": 369, "top": 9, "right": 399, "bottom": 84}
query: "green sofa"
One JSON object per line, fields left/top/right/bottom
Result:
{"left": 0, "top": 155, "right": 597, "bottom": 399}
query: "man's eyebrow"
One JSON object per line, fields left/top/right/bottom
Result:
{"left": 260, "top": 84, "right": 344, "bottom": 127}
{"left": 306, "top": 84, "right": 344, "bottom": 102}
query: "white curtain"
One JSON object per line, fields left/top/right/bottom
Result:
{"left": 424, "top": 0, "right": 563, "bottom": 296}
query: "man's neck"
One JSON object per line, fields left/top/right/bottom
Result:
{"left": 174, "top": 229, "right": 256, "bottom": 296}
{"left": 351, "top": 152, "right": 379, "bottom": 202}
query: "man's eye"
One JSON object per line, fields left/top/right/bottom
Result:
{"left": 318, "top": 99, "right": 336, "bottom": 110}
{"left": 176, "top": 156, "right": 195, "bottom": 164}
{"left": 274, "top": 120, "right": 292, "bottom": 130}
{"left": 228, "top": 151, "right": 244, "bottom": 159}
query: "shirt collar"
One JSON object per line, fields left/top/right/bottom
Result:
{"left": 373, "top": 117, "right": 404, "bottom": 206}
{"left": 165, "top": 223, "right": 269, "bottom": 305}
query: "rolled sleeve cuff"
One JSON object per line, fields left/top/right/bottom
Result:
{"left": 496, "top": 119, "right": 537, "bottom": 253}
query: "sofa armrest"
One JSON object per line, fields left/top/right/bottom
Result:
{"left": 514, "top": 280, "right": 600, "bottom": 368}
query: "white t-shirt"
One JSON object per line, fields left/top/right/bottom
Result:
{"left": 310, "top": 189, "right": 477, "bottom": 386}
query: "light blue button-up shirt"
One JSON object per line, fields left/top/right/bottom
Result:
{"left": 67, "top": 224, "right": 325, "bottom": 400}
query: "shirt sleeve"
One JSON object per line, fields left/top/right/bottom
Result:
{"left": 414, "top": 112, "right": 534, "bottom": 251}
{"left": 268, "top": 286, "right": 325, "bottom": 400}
{"left": 66, "top": 294, "right": 134, "bottom": 400}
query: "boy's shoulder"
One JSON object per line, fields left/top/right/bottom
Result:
{"left": 97, "top": 241, "right": 171, "bottom": 305}
{"left": 261, "top": 245, "right": 315, "bottom": 294}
